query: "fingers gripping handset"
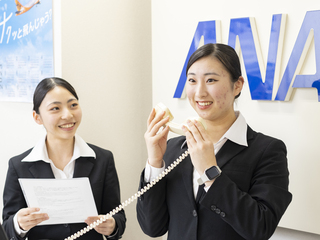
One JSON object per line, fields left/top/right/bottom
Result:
{"left": 65, "top": 103, "right": 204, "bottom": 240}
{"left": 154, "top": 102, "right": 207, "bottom": 135}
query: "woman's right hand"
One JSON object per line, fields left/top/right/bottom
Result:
{"left": 144, "top": 108, "right": 170, "bottom": 168}
{"left": 16, "top": 207, "right": 49, "bottom": 231}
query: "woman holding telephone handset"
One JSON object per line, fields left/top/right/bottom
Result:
{"left": 2, "top": 78, "right": 126, "bottom": 240}
{"left": 137, "top": 43, "right": 292, "bottom": 240}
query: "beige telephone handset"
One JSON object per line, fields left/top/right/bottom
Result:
{"left": 155, "top": 102, "right": 207, "bottom": 135}
{"left": 65, "top": 103, "right": 206, "bottom": 240}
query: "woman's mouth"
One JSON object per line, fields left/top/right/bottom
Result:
{"left": 197, "top": 101, "right": 212, "bottom": 106}
{"left": 59, "top": 123, "right": 75, "bottom": 129}
{"left": 197, "top": 101, "right": 213, "bottom": 109}
{"left": 197, "top": 101, "right": 212, "bottom": 110}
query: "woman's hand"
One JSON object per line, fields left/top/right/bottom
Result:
{"left": 85, "top": 215, "right": 116, "bottom": 236}
{"left": 182, "top": 120, "right": 218, "bottom": 186}
{"left": 144, "top": 108, "right": 170, "bottom": 168}
{"left": 16, "top": 207, "right": 49, "bottom": 231}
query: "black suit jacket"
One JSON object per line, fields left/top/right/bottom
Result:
{"left": 136, "top": 126, "right": 292, "bottom": 240}
{"left": 2, "top": 144, "right": 126, "bottom": 240}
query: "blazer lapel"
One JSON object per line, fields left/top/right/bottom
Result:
{"left": 28, "top": 161, "right": 54, "bottom": 178}
{"left": 73, "top": 157, "right": 94, "bottom": 178}
{"left": 180, "top": 143, "right": 197, "bottom": 207}
{"left": 216, "top": 141, "right": 246, "bottom": 168}
{"left": 216, "top": 126, "right": 254, "bottom": 168}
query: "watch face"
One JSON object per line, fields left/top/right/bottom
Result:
{"left": 206, "top": 166, "right": 221, "bottom": 179}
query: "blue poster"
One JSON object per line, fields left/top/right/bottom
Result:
{"left": 0, "top": 0, "right": 53, "bottom": 102}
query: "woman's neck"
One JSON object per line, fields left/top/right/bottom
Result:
{"left": 45, "top": 136, "right": 75, "bottom": 171}
{"left": 205, "top": 110, "right": 237, "bottom": 144}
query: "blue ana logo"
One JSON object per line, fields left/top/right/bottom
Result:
{"left": 174, "top": 10, "right": 320, "bottom": 101}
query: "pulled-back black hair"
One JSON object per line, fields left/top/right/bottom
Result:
{"left": 33, "top": 77, "right": 78, "bottom": 114}
{"left": 186, "top": 43, "right": 242, "bottom": 98}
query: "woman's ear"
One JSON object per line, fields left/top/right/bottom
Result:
{"left": 234, "top": 76, "right": 244, "bottom": 97}
{"left": 33, "top": 111, "right": 43, "bottom": 125}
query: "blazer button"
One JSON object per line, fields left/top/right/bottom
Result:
{"left": 64, "top": 224, "right": 69, "bottom": 227}
{"left": 192, "top": 210, "right": 197, "bottom": 217}
{"left": 210, "top": 205, "right": 217, "bottom": 211}
{"left": 215, "top": 208, "right": 221, "bottom": 214}
{"left": 220, "top": 212, "right": 226, "bottom": 218}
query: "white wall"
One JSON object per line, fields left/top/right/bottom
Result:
{"left": 60, "top": 1, "right": 155, "bottom": 239}
{"left": 151, "top": 0, "right": 320, "bottom": 239}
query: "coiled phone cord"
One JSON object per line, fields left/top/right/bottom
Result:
{"left": 64, "top": 150, "right": 189, "bottom": 240}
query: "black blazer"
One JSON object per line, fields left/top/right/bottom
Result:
{"left": 137, "top": 126, "right": 292, "bottom": 240}
{"left": 2, "top": 144, "right": 126, "bottom": 240}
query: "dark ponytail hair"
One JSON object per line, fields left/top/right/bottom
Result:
{"left": 186, "top": 43, "right": 242, "bottom": 99}
{"left": 33, "top": 77, "right": 78, "bottom": 114}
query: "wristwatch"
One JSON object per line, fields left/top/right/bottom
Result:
{"left": 197, "top": 165, "right": 222, "bottom": 185}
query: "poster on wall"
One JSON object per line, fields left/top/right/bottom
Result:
{"left": 0, "top": 0, "right": 53, "bottom": 102}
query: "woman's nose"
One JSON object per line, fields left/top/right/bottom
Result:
{"left": 195, "top": 83, "right": 208, "bottom": 98}
{"left": 61, "top": 108, "right": 73, "bottom": 119}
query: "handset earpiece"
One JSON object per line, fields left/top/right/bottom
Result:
{"left": 155, "top": 102, "right": 207, "bottom": 135}
{"left": 155, "top": 102, "right": 174, "bottom": 122}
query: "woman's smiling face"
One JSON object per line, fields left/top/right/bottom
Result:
{"left": 33, "top": 86, "right": 82, "bottom": 141}
{"left": 186, "top": 55, "right": 243, "bottom": 122}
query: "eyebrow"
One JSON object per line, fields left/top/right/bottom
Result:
{"left": 187, "top": 72, "right": 220, "bottom": 76}
{"left": 46, "top": 98, "right": 77, "bottom": 107}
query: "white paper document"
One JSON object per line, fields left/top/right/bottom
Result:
{"left": 18, "top": 178, "right": 98, "bottom": 225}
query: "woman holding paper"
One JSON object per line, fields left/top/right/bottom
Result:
{"left": 2, "top": 77, "right": 126, "bottom": 240}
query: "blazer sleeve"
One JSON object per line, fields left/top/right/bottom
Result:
{"left": 96, "top": 149, "right": 126, "bottom": 239}
{"left": 2, "top": 158, "right": 28, "bottom": 240}
{"left": 136, "top": 137, "right": 183, "bottom": 238}
{"left": 200, "top": 137, "right": 292, "bottom": 240}
{"left": 136, "top": 169, "right": 169, "bottom": 237}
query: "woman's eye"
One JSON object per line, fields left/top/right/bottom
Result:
{"left": 188, "top": 78, "right": 196, "bottom": 83}
{"left": 207, "top": 78, "right": 217, "bottom": 83}
{"left": 51, "top": 107, "right": 59, "bottom": 111}
{"left": 71, "top": 103, "right": 78, "bottom": 108}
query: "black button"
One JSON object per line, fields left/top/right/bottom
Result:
{"left": 192, "top": 210, "right": 197, "bottom": 217}
{"left": 64, "top": 224, "right": 69, "bottom": 227}
{"left": 215, "top": 208, "right": 221, "bottom": 214}
{"left": 220, "top": 212, "right": 226, "bottom": 217}
{"left": 210, "top": 205, "right": 217, "bottom": 211}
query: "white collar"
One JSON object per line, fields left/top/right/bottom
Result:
{"left": 181, "top": 111, "right": 248, "bottom": 148}
{"left": 22, "top": 134, "right": 96, "bottom": 163}
{"left": 219, "top": 111, "right": 248, "bottom": 147}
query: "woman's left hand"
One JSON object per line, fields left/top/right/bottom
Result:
{"left": 182, "top": 120, "right": 218, "bottom": 185}
{"left": 85, "top": 215, "right": 116, "bottom": 236}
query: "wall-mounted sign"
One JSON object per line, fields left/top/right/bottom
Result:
{"left": 0, "top": 0, "right": 53, "bottom": 102}
{"left": 174, "top": 10, "right": 320, "bottom": 102}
